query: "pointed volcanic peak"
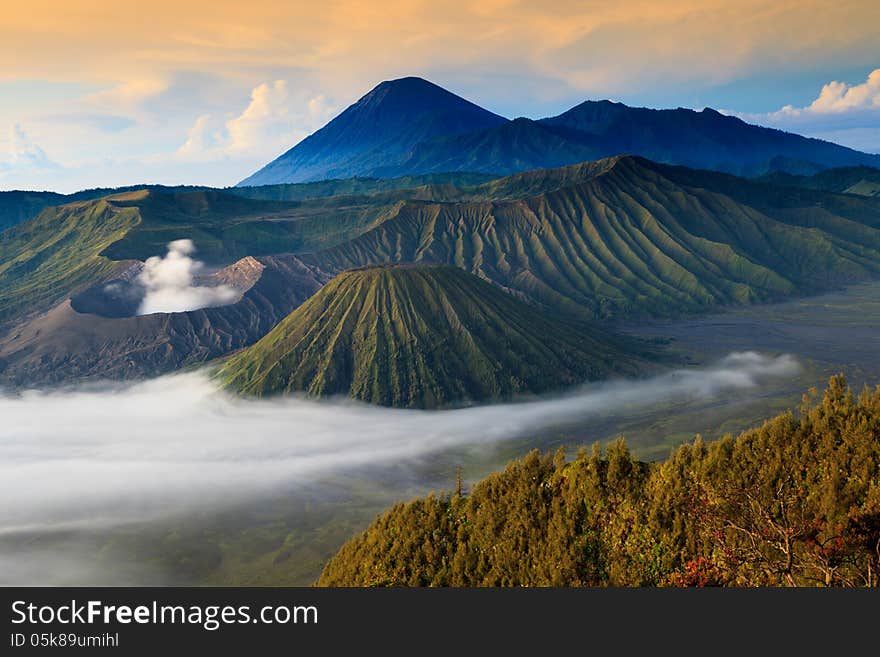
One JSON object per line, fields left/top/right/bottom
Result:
{"left": 218, "top": 264, "right": 645, "bottom": 408}
{"left": 238, "top": 77, "right": 507, "bottom": 186}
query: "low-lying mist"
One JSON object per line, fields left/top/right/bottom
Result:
{"left": 0, "top": 352, "right": 798, "bottom": 539}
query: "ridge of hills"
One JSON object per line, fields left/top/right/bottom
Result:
{"left": 759, "top": 166, "right": 880, "bottom": 197}
{"left": 0, "top": 254, "right": 328, "bottom": 385}
{"left": 3, "top": 155, "right": 880, "bottom": 388}
{"left": 0, "top": 173, "right": 500, "bottom": 234}
{"left": 301, "top": 155, "right": 880, "bottom": 318}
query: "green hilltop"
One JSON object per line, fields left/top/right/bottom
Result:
{"left": 218, "top": 264, "right": 645, "bottom": 408}
{"left": 0, "top": 197, "right": 141, "bottom": 325}
{"left": 0, "top": 188, "right": 395, "bottom": 325}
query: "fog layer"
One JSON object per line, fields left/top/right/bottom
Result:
{"left": 0, "top": 352, "right": 797, "bottom": 535}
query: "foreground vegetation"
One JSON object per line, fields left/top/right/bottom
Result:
{"left": 318, "top": 376, "right": 880, "bottom": 586}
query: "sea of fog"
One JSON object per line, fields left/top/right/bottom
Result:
{"left": 0, "top": 352, "right": 798, "bottom": 541}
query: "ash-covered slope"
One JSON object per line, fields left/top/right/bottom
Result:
{"left": 0, "top": 255, "right": 328, "bottom": 386}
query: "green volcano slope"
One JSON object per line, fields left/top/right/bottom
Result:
{"left": 0, "top": 196, "right": 142, "bottom": 325}
{"left": 218, "top": 265, "right": 645, "bottom": 407}
{"left": 317, "top": 376, "right": 880, "bottom": 587}
{"left": 305, "top": 156, "right": 880, "bottom": 319}
{"left": 0, "top": 176, "right": 515, "bottom": 327}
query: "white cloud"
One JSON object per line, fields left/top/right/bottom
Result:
{"left": 174, "top": 81, "right": 338, "bottom": 162}
{"left": 734, "top": 68, "right": 880, "bottom": 153}
{"left": 85, "top": 77, "right": 170, "bottom": 111}
{"left": 137, "top": 239, "right": 238, "bottom": 315}
{"left": 175, "top": 114, "right": 215, "bottom": 159}
{"left": 807, "top": 69, "right": 880, "bottom": 114}
{"left": 225, "top": 80, "right": 293, "bottom": 153}
{"left": 0, "top": 123, "right": 61, "bottom": 177}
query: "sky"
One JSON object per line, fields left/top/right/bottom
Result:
{"left": 0, "top": 0, "right": 877, "bottom": 192}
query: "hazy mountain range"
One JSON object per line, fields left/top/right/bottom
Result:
{"left": 240, "top": 76, "right": 880, "bottom": 185}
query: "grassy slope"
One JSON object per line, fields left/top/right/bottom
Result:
{"left": 0, "top": 191, "right": 66, "bottom": 232}
{"left": 102, "top": 171, "right": 574, "bottom": 264}
{"left": 0, "top": 189, "right": 400, "bottom": 325}
{"left": 218, "top": 264, "right": 644, "bottom": 407}
{"left": 0, "top": 199, "right": 141, "bottom": 324}
{"left": 306, "top": 156, "right": 880, "bottom": 318}
{"left": 0, "top": 163, "right": 658, "bottom": 329}
{"left": 0, "top": 185, "right": 215, "bottom": 234}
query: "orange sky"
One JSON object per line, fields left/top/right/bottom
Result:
{"left": 2, "top": 1, "right": 876, "bottom": 90}
{"left": 0, "top": 0, "right": 878, "bottom": 191}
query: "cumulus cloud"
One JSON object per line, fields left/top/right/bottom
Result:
{"left": 175, "top": 81, "right": 337, "bottom": 161}
{"left": 225, "top": 80, "right": 293, "bottom": 153}
{"left": 0, "top": 352, "right": 799, "bottom": 540}
{"left": 804, "top": 69, "right": 880, "bottom": 114}
{"left": 85, "top": 77, "right": 170, "bottom": 111}
{"left": 735, "top": 68, "right": 880, "bottom": 153}
{"left": 137, "top": 239, "right": 237, "bottom": 315}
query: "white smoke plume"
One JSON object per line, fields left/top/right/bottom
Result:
{"left": 137, "top": 239, "right": 237, "bottom": 315}
{"left": 0, "top": 352, "right": 798, "bottom": 537}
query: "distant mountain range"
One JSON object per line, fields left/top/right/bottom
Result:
{"left": 240, "top": 76, "right": 880, "bottom": 185}
{"left": 218, "top": 264, "right": 645, "bottom": 408}
{"left": 0, "top": 173, "right": 498, "bottom": 233}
